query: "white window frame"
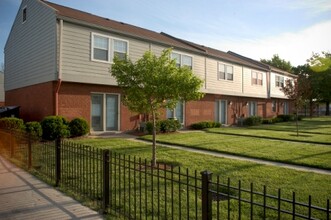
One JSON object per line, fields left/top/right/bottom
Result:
{"left": 91, "top": 33, "right": 129, "bottom": 63}
{"left": 90, "top": 92, "right": 121, "bottom": 131}
{"left": 252, "top": 71, "right": 263, "bottom": 86}
{"left": 171, "top": 52, "right": 193, "bottom": 70}
{"left": 275, "top": 75, "right": 284, "bottom": 87}
{"left": 166, "top": 101, "right": 185, "bottom": 125}
{"left": 22, "top": 6, "right": 27, "bottom": 23}
{"left": 218, "top": 63, "right": 233, "bottom": 81}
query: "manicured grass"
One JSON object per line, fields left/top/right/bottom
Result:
{"left": 254, "top": 117, "right": 331, "bottom": 135}
{"left": 73, "top": 138, "right": 331, "bottom": 216}
{"left": 140, "top": 132, "right": 331, "bottom": 170}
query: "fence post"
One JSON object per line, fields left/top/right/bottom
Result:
{"left": 27, "top": 134, "right": 32, "bottom": 169}
{"left": 55, "top": 138, "right": 61, "bottom": 187}
{"left": 102, "top": 149, "right": 110, "bottom": 213}
{"left": 201, "top": 170, "right": 213, "bottom": 220}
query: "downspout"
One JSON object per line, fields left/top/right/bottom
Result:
{"left": 55, "top": 19, "right": 63, "bottom": 115}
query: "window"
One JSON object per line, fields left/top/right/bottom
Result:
{"left": 252, "top": 71, "right": 263, "bottom": 85}
{"left": 171, "top": 52, "right": 192, "bottom": 69}
{"left": 249, "top": 101, "right": 257, "bottom": 116}
{"left": 275, "top": 75, "right": 284, "bottom": 87}
{"left": 166, "top": 101, "right": 184, "bottom": 124}
{"left": 93, "top": 35, "right": 109, "bottom": 61}
{"left": 91, "top": 33, "right": 128, "bottom": 63}
{"left": 272, "top": 100, "right": 276, "bottom": 112}
{"left": 218, "top": 63, "right": 233, "bottom": 81}
{"left": 22, "top": 7, "right": 27, "bottom": 23}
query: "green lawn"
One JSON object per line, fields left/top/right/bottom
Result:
{"left": 73, "top": 137, "right": 331, "bottom": 218}
{"left": 140, "top": 117, "right": 331, "bottom": 170}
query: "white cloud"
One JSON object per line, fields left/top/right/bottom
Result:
{"left": 199, "top": 20, "right": 331, "bottom": 66}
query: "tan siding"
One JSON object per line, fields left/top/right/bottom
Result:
{"left": 193, "top": 55, "right": 205, "bottom": 80}
{"left": 270, "top": 72, "right": 293, "bottom": 98}
{"left": 150, "top": 44, "right": 164, "bottom": 56}
{"left": 61, "top": 22, "right": 151, "bottom": 85}
{"left": 4, "top": 0, "right": 57, "bottom": 91}
{"left": 205, "top": 58, "right": 243, "bottom": 95}
{"left": 242, "top": 67, "right": 267, "bottom": 98}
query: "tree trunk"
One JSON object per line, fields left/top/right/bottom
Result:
{"left": 296, "top": 108, "right": 299, "bottom": 137}
{"left": 151, "top": 110, "right": 157, "bottom": 167}
{"left": 326, "top": 101, "right": 330, "bottom": 116}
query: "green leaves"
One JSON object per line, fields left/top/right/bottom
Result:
{"left": 111, "top": 48, "right": 204, "bottom": 114}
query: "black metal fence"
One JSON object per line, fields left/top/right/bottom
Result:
{"left": 0, "top": 129, "right": 330, "bottom": 219}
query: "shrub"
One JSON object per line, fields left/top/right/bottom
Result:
{"left": 41, "top": 116, "right": 70, "bottom": 140}
{"left": 262, "top": 118, "right": 274, "bottom": 124}
{"left": 0, "top": 117, "right": 25, "bottom": 131}
{"left": 191, "top": 121, "right": 221, "bottom": 130}
{"left": 243, "top": 116, "right": 262, "bottom": 126}
{"left": 277, "top": 114, "right": 294, "bottom": 122}
{"left": 25, "top": 121, "right": 42, "bottom": 138}
{"left": 69, "top": 118, "right": 90, "bottom": 137}
{"left": 146, "top": 119, "right": 181, "bottom": 134}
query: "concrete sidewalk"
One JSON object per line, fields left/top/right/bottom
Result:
{"left": 0, "top": 155, "right": 104, "bottom": 220}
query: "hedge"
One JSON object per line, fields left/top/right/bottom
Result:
{"left": 146, "top": 119, "right": 181, "bottom": 134}
{"left": 0, "top": 117, "right": 25, "bottom": 131}
{"left": 190, "top": 121, "right": 221, "bottom": 130}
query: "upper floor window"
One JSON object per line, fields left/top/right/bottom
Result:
{"left": 275, "top": 75, "right": 284, "bottom": 87}
{"left": 218, "top": 63, "right": 233, "bottom": 81}
{"left": 252, "top": 71, "right": 263, "bottom": 85}
{"left": 91, "top": 33, "right": 128, "bottom": 63}
{"left": 171, "top": 52, "right": 192, "bottom": 69}
{"left": 22, "top": 7, "right": 27, "bottom": 23}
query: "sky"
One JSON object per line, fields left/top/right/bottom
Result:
{"left": 1, "top": 0, "right": 331, "bottom": 68}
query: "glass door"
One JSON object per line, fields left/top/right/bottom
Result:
{"left": 91, "top": 94, "right": 103, "bottom": 131}
{"left": 106, "top": 94, "right": 119, "bottom": 131}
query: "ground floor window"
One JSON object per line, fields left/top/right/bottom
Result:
{"left": 249, "top": 101, "right": 257, "bottom": 116}
{"left": 166, "top": 101, "right": 184, "bottom": 124}
{"left": 91, "top": 93, "right": 119, "bottom": 131}
{"left": 272, "top": 100, "right": 276, "bottom": 112}
{"left": 215, "top": 100, "right": 227, "bottom": 124}
{"left": 283, "top": 101, "right": 289, "bottom": 114}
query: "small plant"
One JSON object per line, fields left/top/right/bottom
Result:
{"left": 41, "top": 116, "right": 70, "bottom": 140}
{"left": 25, "top": 121, "right": 42, "bottom": 138}
{"left": 0, "top": 117, "right": 25, "bottom": 131}
{"left": 191, "top": 121, "right": 221, "bottom": 130}
{"left": 146, "top": 119, "right": 181, "bottom": 134}
{"left": 69, "top": 118, "right": 90, "bottom": 137}
{"left": 243, "top": 116, "right": 262, "bottom": 126}
{"left": 277, "top": 114, "right": 294, "bottom": 122}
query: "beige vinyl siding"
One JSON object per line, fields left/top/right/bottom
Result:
{"left": 61, "top": 22, "right": 151, "bottom": 85}
{"left": 242, "top": 67, "right": 267, "bottom": 98}
{"left": 205, "top": 58, "right": 242, "bottom": 95}
{"left": 270, "top": 72, "right": 292, "bottom": 98}
{"left": 192, "top": 55, "right": 205, "bottom": 81}
{"left": 4, "top": 0, "right": 57, "bottom": 91}
{"left": 150, "top": 44, "right": 165, "bottom": 56}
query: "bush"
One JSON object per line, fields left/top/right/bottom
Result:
{"left": 191, "top": 121, "right": 221, "bottom": 130}
{"left": 25, "top": 121, "right": 42, "bottom": 138}
{"left": 146, "top": 119, "right": 181, "bottom": 134}
{"left": 277, "top": 114, "right": 295, "bottom": 122}
{"left": 69, "top": 118, "right": 90, "bottom": 137}
{"left": 0, "top": 117, "right": 25, "bottom": 131}
{"left": 41, "top": 116, "right": 70, "bottom": 140}
{"left": 243, "top": 116, "right": 262, "bottom": 126}
{"left": 262, "top": 118, "right": 274, "bottom": 124}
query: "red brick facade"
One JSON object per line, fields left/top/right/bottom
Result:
{"left": 5, "top": 81, "right": 292, "bottom": 131}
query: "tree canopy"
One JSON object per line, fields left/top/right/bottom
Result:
{"left": 260, "top": 54, "right": 292, "bottom": 73}
{"left": 111, "top": 48, "right": 204, "bottom": 166}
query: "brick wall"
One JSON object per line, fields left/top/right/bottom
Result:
{"left": 5, "top": 82, "right": 55, "bottom": 121}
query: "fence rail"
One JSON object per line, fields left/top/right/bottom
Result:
{"left": 0, "top": 129, "right": 330, "bottom": 219}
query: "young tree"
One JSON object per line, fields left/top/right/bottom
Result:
{"left": 261, "top": 54, "right": 292, "bottom": 73}
{"left": 111, "top": 48, "right": 204, "bottom": 167}
{"left": 281, "top": 77, "right": 306, "bottom": 136}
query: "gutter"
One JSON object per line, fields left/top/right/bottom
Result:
{"left": 55, "top": 19, "right": 63, "bottom": 115}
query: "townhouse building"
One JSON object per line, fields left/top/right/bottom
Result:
{"left": 5, "top": 0, "right": 295, "bottom": 132}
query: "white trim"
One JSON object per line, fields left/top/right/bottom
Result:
{"left": 251, "top": 70, "right": 263, "bottom": 86}
{"left": 90, "top": 92, "right": 121, "bottom": 131}
{"left": 217, "top": 62, "right": 234, "bottom": 81}
{"left": 91, "top": 32, "right": 129, "bottom": 64}
{"left": 171, "top": 51, "right": 194, "bottom": 71}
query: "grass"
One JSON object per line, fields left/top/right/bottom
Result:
{"left": 139, "top": 117, "right": 331, "bottom": 170}
{"left": 72, "top": 138, "right": 331, "bottom": 219}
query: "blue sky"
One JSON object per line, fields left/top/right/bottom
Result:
{"left": 1, "top": 0, "right": 331, "bottom": 68}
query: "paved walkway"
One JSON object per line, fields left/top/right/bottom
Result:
{"left": 0, "top": 155, "right": 104, "bottom": 220}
